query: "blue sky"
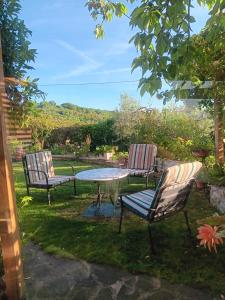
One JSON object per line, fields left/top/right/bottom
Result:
{"left": 20, "top": 1, "right": 209, "bottom": 110}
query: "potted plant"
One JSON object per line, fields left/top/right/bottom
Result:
{"left": 192, "top": 133, "right": 213, "bottom": 158}
{"left": 195, "top": 169, "right": 208, "bottom": 190}
{"left": 112, "top": 151, "right": 128, "bottom": 167}
{"left": 191, "top": 135, "right": 213, "bottom": 159}
{"left": 94, "top": 145, "right": 116, "bottom": 160}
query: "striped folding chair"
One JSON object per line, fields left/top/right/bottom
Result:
{"left": 127, "top": 144, "right": 157, "bottom": 188}
{"left": 119, "top": 161, "right": 202, "bottom": 253}
{"left": 23, "top": 151, "right": 76, "bottom": 205}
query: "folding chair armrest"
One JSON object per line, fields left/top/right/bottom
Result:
{"left": 27, "top": 169, "right": 49, "bottom": 185}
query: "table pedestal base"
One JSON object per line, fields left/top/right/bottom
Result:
{"left": 82, "top": 203, "right": 121, "bottom": 218}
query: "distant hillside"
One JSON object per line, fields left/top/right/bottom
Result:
{"left": 38, "top": 101, "right": 115, "bottom": 126}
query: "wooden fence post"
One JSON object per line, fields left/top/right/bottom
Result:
{"left": 0, "top": 34, "right": 25, "bottom": 299}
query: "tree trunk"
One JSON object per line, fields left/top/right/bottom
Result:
{"left": 214, "top": 98, "right": 224, "bottom": 167}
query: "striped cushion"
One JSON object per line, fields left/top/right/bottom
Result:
{"left": 25, "top": 151, "right": 55, "bottom": 184}
{"left": 122, "top": 189, "right": 155, "bottom": 219}
{"left": 32, "top": 175, "right": 76, "bottom": 187}
{"left": 154, "top": 181, "right": 192, "bottom": 220}
{"left": 121, "top": 161, "right": 202, "bottom": 221}
{"left": 127, "top": 144, "right": 157, "bottom": 170}
{"left": 161, "top": 161, "right": 202, "bottom": 188}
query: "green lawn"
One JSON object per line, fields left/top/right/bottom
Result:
{"left": 14, "top": 160, "right": 225, "bottom": 295}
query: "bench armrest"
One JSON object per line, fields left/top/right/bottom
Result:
{"left": 27, "top": 169, "right": 49, "bottom": 185}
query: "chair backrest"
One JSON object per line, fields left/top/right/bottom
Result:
{"left": 23, "top": 151, "right": 55, "bottom": 184}
{"left": 127, "top": 144, "right": 157, "bottom": 170}
{"left": 150, "top": 161, "right": 202, "bottom": 221}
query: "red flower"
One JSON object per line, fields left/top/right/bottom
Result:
{"left": 197, "top": 224, "right": 223, "bottom": 253}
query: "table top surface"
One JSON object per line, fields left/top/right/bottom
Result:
{"left": 75, "top": 167, "right": 129, "bottom": 182}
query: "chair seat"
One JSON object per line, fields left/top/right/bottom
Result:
{"left": 128, "top": 169, "right": 153, "bottom": 176}
{"left": 30, "top": 175, "right": 76, "bottom": 188}
{"left": 122, "top": 189, "right": 155, "bottom": 219}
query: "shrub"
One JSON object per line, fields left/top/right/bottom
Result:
{"left": 135, "top": 108, "right": 213, "bottom": 161}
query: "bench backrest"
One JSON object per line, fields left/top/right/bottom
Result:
{"left": 127, "top": 144, "right": 157, "bottom": 170}
{"left": 23, "top": 151, "right": 55, "bottom": 184}
{"left": 150, "top": 161, "right": 202, "bottom": 221}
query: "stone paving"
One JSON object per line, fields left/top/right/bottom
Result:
{"left": 23, "top": 242, "right": 219, "bottom": 300}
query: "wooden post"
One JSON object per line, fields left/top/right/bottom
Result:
{"left": 214, "top": 98, "right": 224, "bottom": 167}
{"left": 0, "top": 35, "right": 25, "bottom": 299}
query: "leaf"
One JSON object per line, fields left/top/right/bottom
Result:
{"left": 114, "top": 3, "right": 128, "bottom": 17}
{"left": 197, "top": 215, "right": 225, "bottom": 226}
{"left": 94, "top": 25, "right": 105, "bottom": 39}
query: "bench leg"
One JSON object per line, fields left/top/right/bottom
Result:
{"left": 148, "top": 224, "right": 156, "bottom": 254}
{"left": 47, "top": 189, "right": 51, "bottom": 206}
{"left": 118, "top": 199, "right": 124, "bottom": 233}
{"left": 146, "top": 176, "right": 149, "bottom": 189}
{"left": 73, "top": 179, "right": 76, "bottom": 195}
{"left": 26, "top": 185, "right": 30, "bottom": 196}
{"left": 183, "top": 210, "right": 192, "bottom": 237}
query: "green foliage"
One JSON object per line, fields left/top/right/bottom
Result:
{"left": 207, "top": 164, "right": 225, "bottom": 186}
{"left": 48, "top": 118, "right": 117, "bottom": 152}
{"left": 0, "top": 0, "right": 44, "bottom": 122}
{"left": 26, "top": 100, "right": 115, "bottom": 150}
{"left": 20, "top": 195, "right": 33, "bottom": 208}
{"left": 86, "top": 0, "right": 225, "bottom": 165}
{"left": 112, "top": 151, "right": 128, "bottom": 161}
{"left": 135, "top": 108, "right": 213, "bottom": 160}
{"left": 94, "top": 145, "right": 117, "bottom": 155}
{"left": 113, "top": 93, "right": 143, "bottom": 149}
{"left": 86, "top": 0, "right": 225, "bottom": 99}
{"left": 8, "top": 138, "right": 23, "bottom": 156}
{"left": 197, "top": 156, "right": 225, "bottom": 186}
{"left": 197, "top": 214, "right": 225, "bottom": 226}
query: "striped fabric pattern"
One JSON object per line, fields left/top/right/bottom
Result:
{"left": 153, "top": 181, "right": 192, "bottom": 221}
{"left": 122, "top": 189, "right": 155, "bottom": 219}
{"left": 121, "top": 161, "right": 202, "bottom": 220}
{"left": 127, "top": 144, "right": 157, "bottom": 170}
{"left": 25, "top": 151, "right": 56, "bottom": 184}
{"left": 161, "top": 161, "right": 202, "bottom": 188}
{"left": 32, "top": 175, "right": 75, "bottom": 187}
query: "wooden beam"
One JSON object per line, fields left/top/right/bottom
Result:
{"left": 214, "top": 98, "right": 224, "bottom": 166}
{"left": 0, "top": 34, "right": 25, "bottom": 299}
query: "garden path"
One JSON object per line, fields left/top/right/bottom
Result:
{"left": 23, "top": 242, "right": 219, "bottom": 300}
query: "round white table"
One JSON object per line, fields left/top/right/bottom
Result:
{"left": 75, "top": 168, "right": 129, "bottom": 208}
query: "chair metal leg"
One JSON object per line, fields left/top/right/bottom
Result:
{"left": 118, "top": 200, "right": 124, "bottom": 233}
{"left": 146, "top": 176, "right": 149, "bottom": 189}
{"left": 148, "top": 224, "right": 156, "bottom": 254}
{"left": 26, "top": 185, "right": 30, "bottom": 196}
{"left": 183, "top": 210, "right": 192, "bottom": 236}
{"left": 73, "top": 179, "right": 76, "bottom": 195}
{"left": 47, "top": 189, "right": 51, "bottom": 206}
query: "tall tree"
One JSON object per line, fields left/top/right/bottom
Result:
{"left": 86, "top": 0, "right": 225, "bottom": 166}
{"left": 0, "top": 0, "right": 44, "bottom": 123}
